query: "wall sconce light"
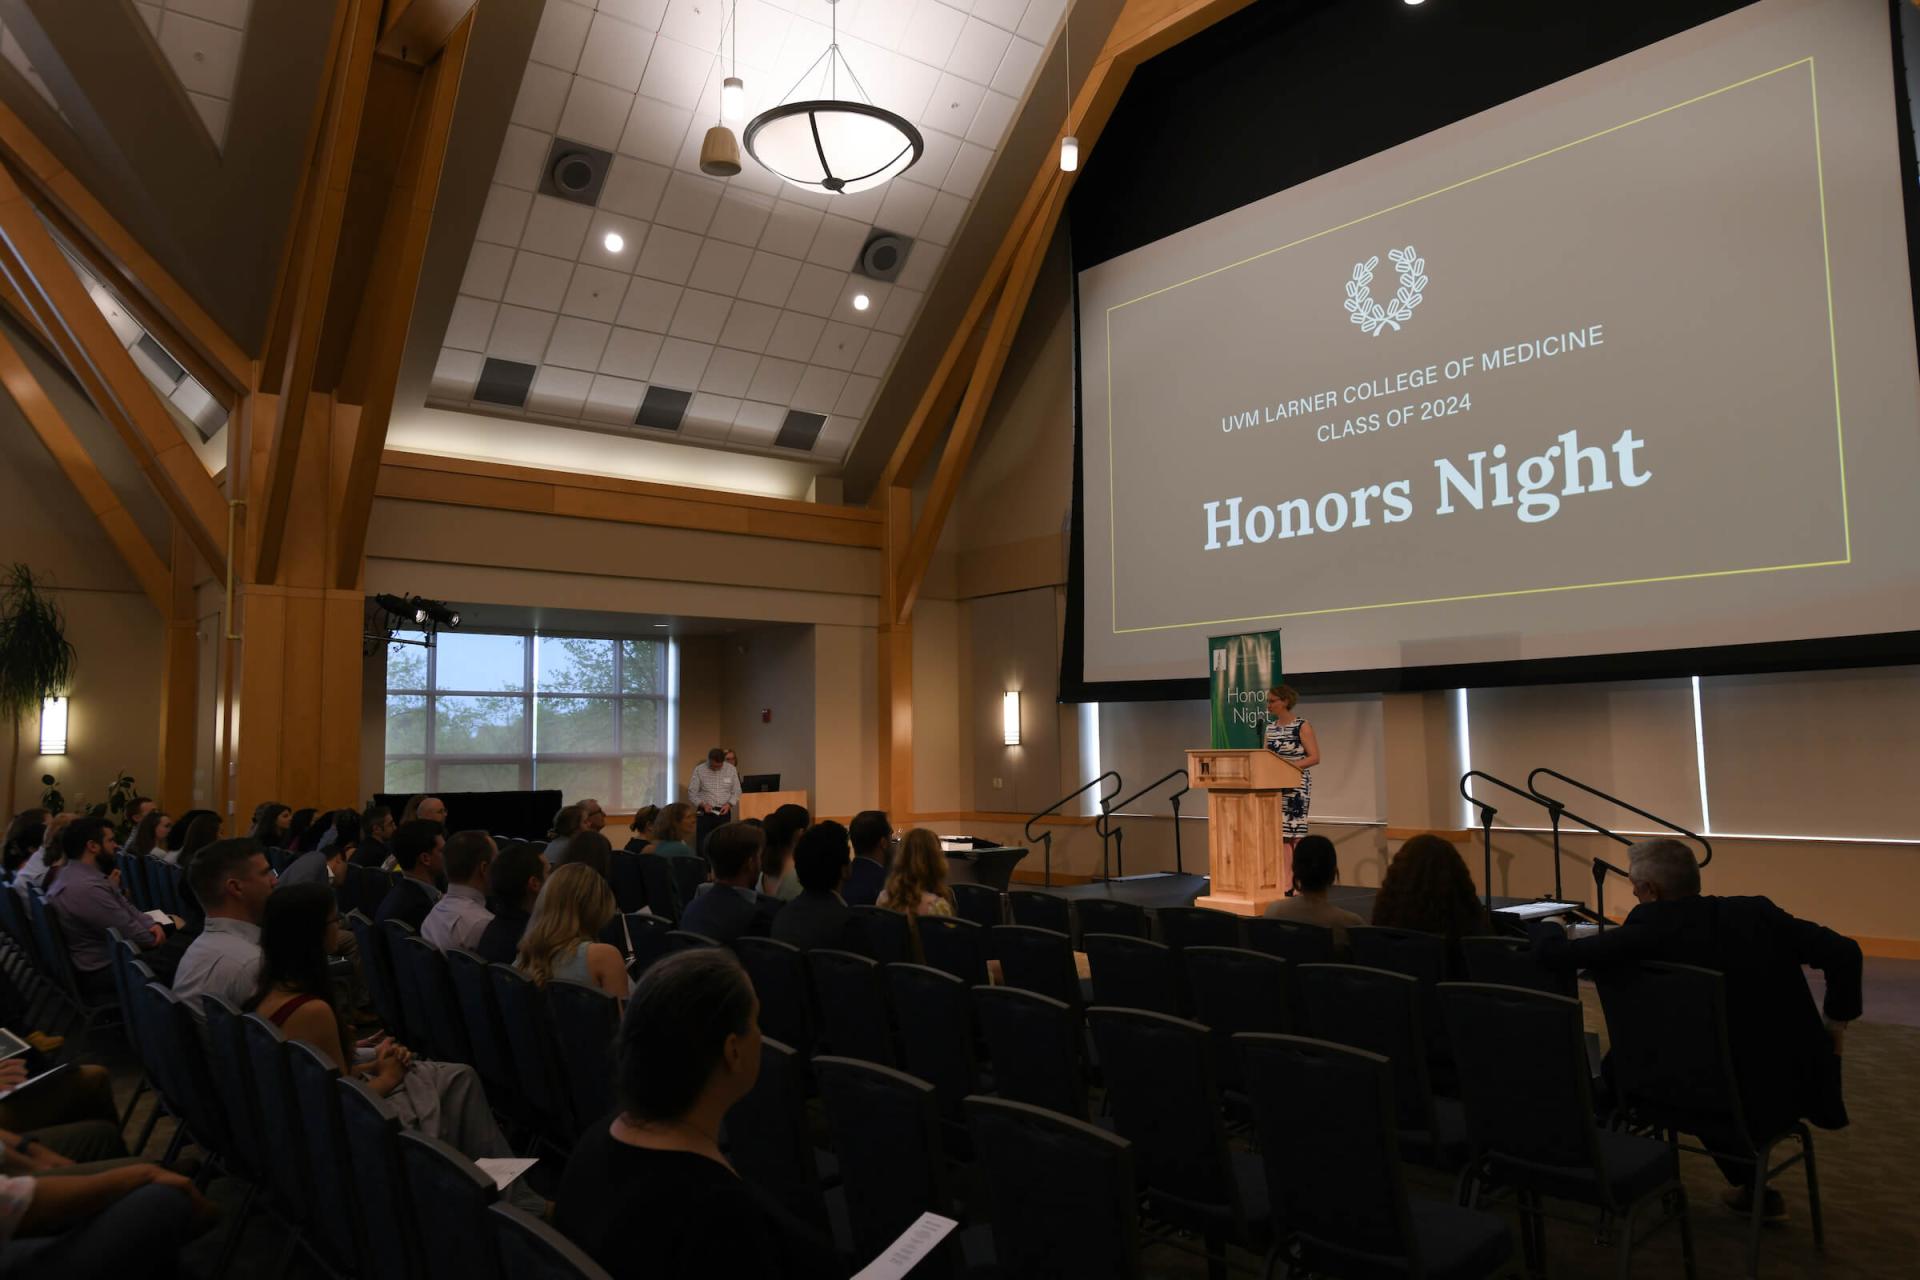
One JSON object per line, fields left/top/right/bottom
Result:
{"left": 1002, "top": 690, "right": 1021, "bottom": 746}
{"left": 39, "top": 696, "right": 68, "bottom": 755}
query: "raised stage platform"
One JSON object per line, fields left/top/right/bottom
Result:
{"left": 1035, "top": 873, "right": 1563, "bottom": 920}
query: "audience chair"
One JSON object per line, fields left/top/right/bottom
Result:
{"left": 444, "top": 949, "right": 521, "bottom": 1114}
{"left": 1084, "top": 933, "right": 1183, "bottom": 1016}
{"left": 1181, "top": 946, "right": 1289, "bottom": 1106}
{"left": 1007, "top": 890, "right": 1073, "bottom": 935}
{"left": 849, "top": 904, "right": 914, "bottom": 965}
{"left": 916, "top": 914, "right": 992, "bottom": 985}
{"left": 1155, "top": 906, "right": 1240, "bottom": 952}
{"left": 950, "top": 883, "right": 1005, "bottom": 929}
{"left": 286, "top": 1040, "right": 373, "bottom": 1278}
{"left": 1595, "top": 961, "right": 1819, "bottom": 1277}
{"left": 1074, "top": 896, "right": 1150, "bottom": 944}
{"left": 618, "top": 911, "right": 675, "bottom": 976}
{"left": 1443, "top": 981, "right": 1695, "bottom": 1278}
{"left": 383, "top": 920, "right": 438, "bottom": 1051}
{"left": 724, "top": 1037, "right": 834, "bottom": 1238}
{"left": 807, "top": 948, "right": 895, "bottom": 1065}
{"left": 487, "top": 1203, "right": 615, "bottom": 1280}
{"left": 1238, "top": 1033, "right": 1514, "bottom": 1279}
{"left": 202, "top": 995, "right": 296, "bottom": 1264}
{"left": 1298, "top": 963, "right": 1467, "bottom": 1171}
{"left": 885, "top": 963, "right": 982, "bottom": 1132}
{"left": 347, "top": 910, "right": 407, "bottom": 1042}
{"left": 239, "top": 1011, "right": 324, "bottom": 1271}
{"left": 139, "top": 981, "right": 229, "bottom": 1163}
{"left": 1087, "top": 1006, "right": 1270, "bottom": 1273}
{"left": 337, "top": 1077, "right": 420, "bottom": 1279}
{"left": 990, "top": 924, "right": 1083, "bottom": 1008}
{"left": 736, "top": 937, "right": 814, "bottom": 1055}
{"left": 25, "top": 888, "right": 120, "bottom": 1047}
{"left": 972, "top": 986, "right": 1091, "bottom": 1120}
{"left": 107, "top": 934, "right": 157, "bottom": 1135}
{"left": 1461, "top": 935, "right": 1578, "bottom": 997}
{"left": 631, "top": 853, "right": 680, "bottom": 921}
{"left": 605, "top": 849, "right": 648, "bottom": 915}
{"left": 488, "top": 962, "right": 576, "bottom": 1151}
{"left": 120, "top": 852, "right": 151, "bottom": 911}
{"left": 815, "top": 1056, "right": 984, "bottom": 1276}
{"left": 1348, "top": 924, "right": 1453, "bottom": 1069}
{"left": 157, "top": 860, "right": 189, "bottom": 919}
{"left": 664, "top": 928, "right": 718, "bottom": 952}
{"left": 396, "top": 934, "right": 472, "bottom": 1064}
{"left": 546, "top": 978, "right": 620, "bottom": 1127}
{"left": 397, "top": 1130, "right": 504, "bottom": 1280}
{"left": 966, "top": 1097, "right": 1142, "bottom": 1280}
{"left": 667, "top": 855, "right": 710, "bottom": 916}
{"left": 342, "top": 864, "right": 391, "bottom": 919}
{"left": 1243, "top": 917, "right": 1340, "bottom": 973}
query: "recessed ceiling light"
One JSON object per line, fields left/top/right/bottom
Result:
{"left": 652, "top": 623, "right": 669, "bottom": 628}
{"left": 852, "top": 293, "right": 870, "bottom": 311}
{"left": 1404, "top": 0, "right": 1426, "bottom": 5}
{"left": 603, "top": 231, "right": 625, "bottom": 253}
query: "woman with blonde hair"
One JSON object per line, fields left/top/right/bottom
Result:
{"left": 877, "top": 829, "right": 954, "bottom": 918}
{"left": 515, "top": 862, "right": 627, "bottom": 1000}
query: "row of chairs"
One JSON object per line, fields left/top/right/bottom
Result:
{"left": 118, "top": 852, "right": 189, "bottom": 919}
{"left": 1, "top": 882, "right": 125, "bottom": 1050}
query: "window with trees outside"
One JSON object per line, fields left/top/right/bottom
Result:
{"left": 383, "top": 630, "right": 674, "bottom": 809}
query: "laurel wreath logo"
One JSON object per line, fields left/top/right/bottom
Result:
{"left": 1344, "top": 245, "right": 1427, "bottom": 336}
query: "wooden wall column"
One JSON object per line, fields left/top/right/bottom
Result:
{"left": 157, "top": 522, "right": 200, "bottom": 812}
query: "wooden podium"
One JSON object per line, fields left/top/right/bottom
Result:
{"left": 739, "top": 789, "right": 809, "bottom": 822}
{"left": 1187, "top": 748, "right": 1303, "bottom": 916}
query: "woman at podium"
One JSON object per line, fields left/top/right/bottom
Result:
{"left": 1263, "top": 685, "right": 1320, "bottom": 852}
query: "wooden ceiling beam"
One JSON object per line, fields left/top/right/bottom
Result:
{"left": 378, "top": 0, "right": 481, "bottom": 64}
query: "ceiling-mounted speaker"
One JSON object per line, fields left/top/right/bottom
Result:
{"left": 540, "top": 138, "right": 613, "bottom": 206}
{"left": 854, "top": 230, "right": 912, "bottom": 282}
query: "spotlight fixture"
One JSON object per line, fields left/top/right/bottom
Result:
{"left": 603, "top": 230, "right": 625, "bottom": 253}
{"left": 366, "top": 594, "right": 461, "bottom": 653}
{"left": 852, "top": 293, "right": 870, "bottom": 311}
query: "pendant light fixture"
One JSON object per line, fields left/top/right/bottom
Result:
{"left": 744, "top": 0, "right": 923, "bottom": 194}
{"left": 1059, "top": 4, "right": 1078, "bottom": 172}
{"left": 699, "top": 0, "right": 743, "bottom": 176}
{"left": 721, "top": 0, "right": 745, "bottom": 123}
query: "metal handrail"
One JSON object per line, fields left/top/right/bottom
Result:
{"left": 1525, "top": 767, "right": 1713, "bottom": 867}
{"left": 1024, "top": 771, "right": 1121, "bottom": 887}
{"left": 1458, "top": 770, "right": 1552, "bottom": 913}
{"left": 1098, "top": 768, "right": 1192, "bottom": 875}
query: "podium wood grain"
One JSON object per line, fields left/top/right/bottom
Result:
{"left": 1187, "top": 749, "right": 1302, "bottom": 916}
{"left": 739, "top": 790, "right": 809, "bottom": 822}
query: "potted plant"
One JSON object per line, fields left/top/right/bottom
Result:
{"left": 0, "top": 565, "right": 77, "bottom": 818}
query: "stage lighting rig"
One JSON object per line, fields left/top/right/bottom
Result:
{"left": 365, "top": 593, "right": 461, "bottom": 654}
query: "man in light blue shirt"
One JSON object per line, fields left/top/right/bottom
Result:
{"left": 420, "top": 832, "right": 495, "bottom": 952}
{"left": 171, "top": 839, "right": 275, "bottom": 1015}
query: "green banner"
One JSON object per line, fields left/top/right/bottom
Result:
{"left": 1209, "top": 631, "right": 1282, "bottom": 748}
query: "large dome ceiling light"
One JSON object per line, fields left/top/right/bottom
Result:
{"left": 743, "top": 0, "right": 923, "bottom": 195}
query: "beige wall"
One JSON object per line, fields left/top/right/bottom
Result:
{"left": 814, "top": 624, "right": 878, "bottom": 818}
{"left": 720, "top": 625, "right": 816, "bottom": 799}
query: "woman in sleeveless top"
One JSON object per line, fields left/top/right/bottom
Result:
{"left": 876, "top": 829, "right": 955, "bottom": 918}
{"left": 515, "top": 862, "right": 628, "bottom": 1000}
{"left": 1263, "top": 684, "right": 1322, "bottom": 855}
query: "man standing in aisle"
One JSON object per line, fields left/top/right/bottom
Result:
{"left": 688, "top": 747, "right": 740, "bottom": 854}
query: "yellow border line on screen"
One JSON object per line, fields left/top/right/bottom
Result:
{"left": 1102, "top": 57, "right": 1851, "bottom": 636}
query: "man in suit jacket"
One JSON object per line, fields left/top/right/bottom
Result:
{"left": 677, "top": 822, "right": 778, "bottom": 946}
{"left": 1531, "top": 838, "right": 1860, "bottom": 1220}
{"left": 772, "top": 821, "right": 858, "bottom": 952}
{"left": 373, "top": 820, "right": 446, "bottom": 933}
{"left": 841, "top": 810, "right": 893, "bottom": 907}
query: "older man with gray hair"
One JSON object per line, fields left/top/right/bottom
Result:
{"left": 1531, "top": 838, "right": 1861, "bottom": 1223}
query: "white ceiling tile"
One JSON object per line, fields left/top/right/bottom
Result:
{"left": 576, "top": 13, "right": 655, "bottom": 93}
{"left": 487, "top": 305, "right": 558, "bottom": 362}
{"left": 792, "top": 365, "right": 848, "bottom": 413}
{"left": 968, "top": 0, "right": 1026, "bottom": 33}
{"left": 839, "top": 277, "right": 889, "bottom": 327}
{"left": 650, "top": 337, "right": 714, "bottom": 388}
{"left": 600, "top": 327, "right": 663, "bottom": 379}
{"left": 738, "top": 252, "right": 804, "bottom": 306}
{"left": 137, "top": 3, "right": 164, "bottom": 37}
{"left": 634, "top": 225, "right": 703, "bottom": 284}
{"left": 873, "top": 286, "right": 923, "bottom": 335}
{"left": 619, "top": 96, "right": 695, "bottom": 166}
{"left": 1016, "top": 0, "right": 1064, "bottom": 44}
{"left": 530, "top": 0, "right": 594, "bottom": 70}
{"left": 758, "top": 202, "right": 823, "bottom": 259}
{"left": 947, "top": 18, "right": 1011, "bottom": 84}
{"left": 991, "top": 35, "right": 1042, "bottom": 96}
{"left": 872, "top": 54, "right": 940, "bottom": 124}
{"left": 654, "top": 172, "right": 724, "bottom": 234}
{"left": 659, "top": 0, "right": 724, "bottom": 50}
{"left": 811, "top": 320, "right": 867, "bottom": 370}
{"left": 557, "top": 77, "right": 633, "bottom": 152}
{"left": 773, "top": 15, "right": 831, "bottom": 82}
{"left": 835, "top": 373, "right": 880, "bottom": 417}
{"left": 598, "top": 0, "right": 669, "bottom": 31}
{"left": 599, "top": 156, "right": 672, "bottom": 220}
{"left": 746, "top": 356, "right": 805, "bottom": 402}
{"left": 504, "top": 251, "right": 575, "bottom": 310}
{"left": 852, "top": 329, "right": 900, "bottom": 377}
{"left": 582, "top": 211, "right": 647, "bottom": 270}
{"left": 785, "top": 263, "right": 846, "bottom": 317}
{"left": 687, "top": 239, "right": 755, "bottom": 295}
{"left": 683, "top": 394, "right": 741, "bottom": 439}
{"left": 967, "top": 89, "right": 1016, "bottom": 147}
{"left": 847, "top": 0, "right": 907, "bottom": 44}
{"left": 700, "top": 347, "right": 761, "bottom": 396}
{"left": 561, "top": 263, "right": 631, "bottom": 322}
{"left": 616, "top": 276, "right": 684, "bottom": 331}
{"left": 583, "top": 374, "right": 648, "bottom": 424}
{"left": 432, "top": 348, "right": 484, "bottom": 400}
{"left": 807, "top": 214, "right": 870, "bottom": 270}
{"left": 668, "top": 289, "right": 733, "bottom": 343}
{"left": 460, "top": 243, "right": 514, "bottom": 300}
{"left": 734, "top": 0, "right": 793, "bottom": 66}
{"left": 914, "top": 127, "right": 960, "bottom": 189}
{"left": 918, "top": 190, "right": 968, "bottom": 245}
{"left": 528, "top": 365, "right": 595, "bottom": 417}
{"left": 717, "top": 301, "right": 780, "bottom": 352}
{"left": 545, "top": 316, "right": 614, "bottom": 370}
{"left": 445, "top": 296, "right": 498, "bottom": 351}
{"left": 166, "top": 0, "right": 248, "bottom": 27}
{"left": 893, "top": 242, "right": 944, "bottom": 293}
{"left": 477, "top": 184, "right": 533, "bottom": 245}
{"left": 521, "top": 195, "right": 593, "bottom": 258}
{"left": 511, "top": 62, "right": 571, "bottom": 133}
{"left": 156, "top": 12, "right": 240, "bottom": 96}
{"left": 900, "top": 0, "right": 966, "bottom": 68}
{"left": 825, "top": 183, "right": 886, "bottom": 223}
{"left": 874, "top": 179, "right": 936, "bottom": 237}
{"left": 940, "top": 140, "right": 992, "bottom": 198}
{"left": 495, "top": 126, "right": 552, "bottom": 190}
{"left": 189, "top": 93, "right": 229, "bottom": 144}
{"left": 922, "top": 72, "right": 985, "bottom": 137}
{"left": 765, "top": 310, "right": 826, "bottom": 362}
{"left": 638, "top": 35, "right": 713, "bottom": 110}
{"left": 730, "top": 399, "right": 786, "bottom": 443}
{"left": 708, "top": 189, "right": 777, "bottom": 247}
{"left": 815, "top": 413, "right": 859, "bottom": 455}
{"left": 726, "top": 153, "right": 785, "bottom": 198}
